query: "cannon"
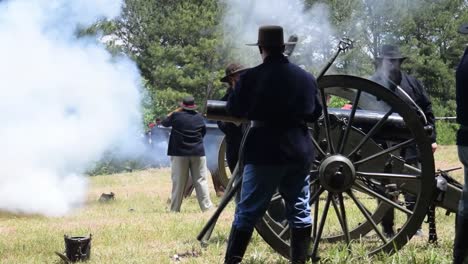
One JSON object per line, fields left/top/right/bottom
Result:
{"left": 202, "top": 74, "right": 463, "bottom": 260}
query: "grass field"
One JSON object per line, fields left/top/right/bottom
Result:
{"left": 0, "top": 145, "right": 464, "bottom": 264}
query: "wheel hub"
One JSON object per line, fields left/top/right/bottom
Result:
{"left": 319, "top": 155, "right": 356, "bottom": 192}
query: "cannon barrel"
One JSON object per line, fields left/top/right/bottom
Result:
{"left": 205, "top": 100, "right": 423, "bottom": 140}
{"left": 203, "top": 75, "right": 451, "bottom": 258}
{"left": 206, "top": 99, "right": 406, "bottom": 124}
{"left": 205, "top": 100, "right": 245, "bottom": 123}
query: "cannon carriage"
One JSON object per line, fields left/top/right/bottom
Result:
{"left": 203, "top": 74, "right": 463, "bottom": 260}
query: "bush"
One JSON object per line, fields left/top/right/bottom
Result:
{"left": 329, "top": 96, "right": 349, "bottom": 108}
{"left": 432, "top": 99, "right": 457, "bottom": 145}
{"left": 87, "top": 153, "right": 146, "bottom": 176}
{"left": 142, "top": 86, "right": 191, "bottom": 129}
{"left": 435, "top": 121, "right": 458, "bottom": 145}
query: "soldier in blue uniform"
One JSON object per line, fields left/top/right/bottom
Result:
{"left": 223, "top": 25, "right": 322, "bottom": 264}
{"left": 453, "top": 22, "right": 468, "bottom": 264}
{"left": 218, "top": 63, "right": 248, "bottom": 173}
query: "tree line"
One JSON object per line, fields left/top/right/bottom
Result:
{"left": 94, "top": 0, "right": 468, "bottom": 144}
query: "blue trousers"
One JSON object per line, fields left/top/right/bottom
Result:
{"left": 458, "top": 145, "right": 468, "bottom": 219}
{"left": 233, "top": 163, "right": 312, "bottom": 233}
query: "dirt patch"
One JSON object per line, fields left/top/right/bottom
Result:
{"left": 0, "top": 226, "right": 16, "bottom": 235}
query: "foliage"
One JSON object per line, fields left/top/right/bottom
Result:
{"left": 87, "top": 156, "right": 141, "bottom": 176}
{"left": 88, "top": 0, "right": 468, "bottom": 145}
{"left": 306, "top": 0, "right": 468, "bottom": 106}
{"left": 312, "top": 0, "right": 466, "bottom": 144}
{"left": 109, "top": 0, "right": 229, "bottom": 110}
{"left": 328, "top": 96, "right": 349, "bottom": 108}
{"left": 86, "top": 148, "right": 157, "bottom": 176}
{"left": 436, "top": 121, "right": 459, "bottom": 145}
{"left": 152, "top": 88, "right": 191, "bottom": 120}
{"left": 432, "top": 98, "right": 458, "bottom": 144}
{"left": 397, "top": 0, "right": 468, "bottom": 102}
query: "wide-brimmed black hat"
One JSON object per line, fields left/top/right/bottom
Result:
{"left": 247, "top": 25, "right": 295, "bottom": 47}
{"left": 376, "top": 44, "right": 407, "bottom": 60}
{"left": 180, "top": 96, "right": 197, "bottom": 110}
{"left": 459, "top": 23, "right": 468, "bottom": 34}
{"left": 220, "top": 63, "right": 248, "bottom": 83}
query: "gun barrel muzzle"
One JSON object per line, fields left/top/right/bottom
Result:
{"left": 206, "top": 100, "right": 247, "bottom": 123}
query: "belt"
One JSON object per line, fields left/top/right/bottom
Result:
{"left": 250, "top": 120, "right": 305, "bottom": 128}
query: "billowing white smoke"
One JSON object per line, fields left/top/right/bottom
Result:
{"left": 0, "top": 0, "right": 143, "bottom": 216}
{"left": 221, "top": 0, "right": 336, "bottom": 70}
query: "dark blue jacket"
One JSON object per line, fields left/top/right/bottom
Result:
{"left": 161, "top": 110, "right": 206, "bottom": 156}
{"left": 217, "top": 89, "right": 244, "bottom": 147}
{"left": 227, "top": 54, "right": 322, "bottom": 165}
{"left": 457, "top": 47, "right": 468, "bottom": 146}
{"left": 217, "top": 89, "right": 244, "bottom": 171}
{"left": 371, "top": 71, "right": 437, "bottom": 143}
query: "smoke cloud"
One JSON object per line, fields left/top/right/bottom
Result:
{"left": 221, "top": 0, "right": 336, "bottom": 71}
{"left": 0, "top": 0, "right": 143, "bottom": 216}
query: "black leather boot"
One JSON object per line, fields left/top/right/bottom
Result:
{"left": 224, "top": 227, "right": 253, "bottom": 264}
{"left": 290, "top": 226, "right": 312, "bottom": 264}
{"left": 453, "top": 214, "right": 468, "bottom": 264}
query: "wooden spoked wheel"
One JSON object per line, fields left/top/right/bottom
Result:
{"left": 254, "top": 75, "right": 435, "bottom": 259}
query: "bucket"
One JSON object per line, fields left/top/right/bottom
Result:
{"left": 64, "top": 234, "right": 92, "bottom": 262}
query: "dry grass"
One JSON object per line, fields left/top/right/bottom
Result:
{"left": 0, "top": 145, "right": 464, "bottom": 264}
{"left": 434, "top": 145, "right": 463, "bottom": 179}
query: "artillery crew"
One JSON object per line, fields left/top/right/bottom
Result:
{"left": 161, "top": 96, "right": 213, "bottom": 213}
{"left": 217, "top": 63, "right": 249, "bottom": 173}
{"left": 369, "top": 44, "right": 437, "bottom": 237}
{"left": 453, "top": 22, "right": 468, "bottom": 264}
{"left": 224, "top": 25, "right": 322, "bottom": 264}
{"left": 370, "top": 44, "right": 437, "bottom": 149}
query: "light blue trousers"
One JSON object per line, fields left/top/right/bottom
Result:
{"left": 233, "top": 163, "right": 312, "bottom": 233}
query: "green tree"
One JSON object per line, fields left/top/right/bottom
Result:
{"left": 92, "top": 0, "right": 468, "bottom": 141}
{"left": 396, "top": 0, "right": 467, "bottom": 103}
{"left": 109, "top": 0, "right": 229, "bottom": 116}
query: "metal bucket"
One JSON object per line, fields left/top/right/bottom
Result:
{"left": 64, "top": 234, "right": 92, "bottom": 262}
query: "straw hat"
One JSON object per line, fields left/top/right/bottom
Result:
{"left": 220, "top": 63, "right": 248, "bottom": 83}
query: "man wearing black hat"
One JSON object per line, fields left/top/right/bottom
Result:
{"left": 369, "top": 44, "right": 437, "bottom": 238}
{"left": 224, "top": 25, "right": 322, "bottom": 264}
{"left": 453, "top": 22, "right": 468, "bottom": 264}
{"left": 161, "top": 96, "right": 213, "bottom": 212}
{"left": 218, "top": 63, "right": 248, "bottom": 173}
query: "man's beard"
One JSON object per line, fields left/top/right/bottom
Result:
{"left": 387, "top": 69, "right": 402, "bottom": 85}
{"left": 380, "top": 66, "right": 402, "bottom": 86}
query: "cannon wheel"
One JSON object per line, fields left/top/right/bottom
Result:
{"left": 211, "top": 108, "right": 394, "bottom": 238}
{"left": 207, "top": 135, "right": 229, "bottom": 196}
{"left": 254, "top": 75, "right": 435, "bottom": 259}
{"left": 215, "top": 137, "right": 231, "bottom": 187}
